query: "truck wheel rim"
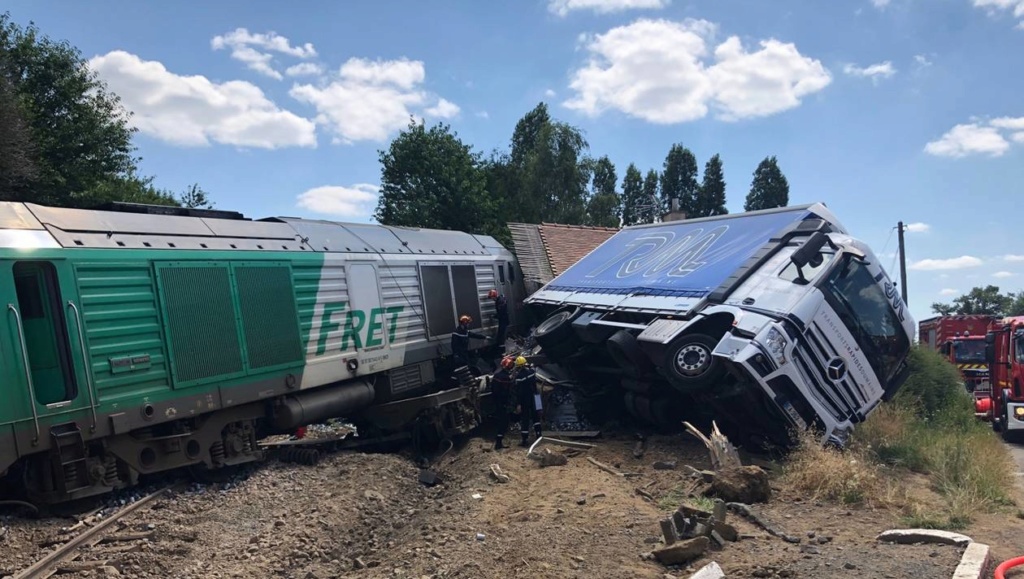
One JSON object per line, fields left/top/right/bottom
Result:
{"left": 675, "top": 344, "right": 710, "bottom": 377}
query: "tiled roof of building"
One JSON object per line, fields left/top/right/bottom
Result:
{"left": 538, "top": 223, "right": 619, "bottom": 276}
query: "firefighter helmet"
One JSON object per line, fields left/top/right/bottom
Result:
{"left": 500, "top": 356, "right": 515, "bottom": 370}
{"left": 488, "top": 289, "right": 498, "bottom": 299}
{"left": 515, "top": 356, "right": 527, "bottom": 367}
{"left": 459, "top": 315, "right": 472, "bottom": 324}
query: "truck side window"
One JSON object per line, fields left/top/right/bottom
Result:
{"left": 1016, "top": 338, "right": 1024, "bottom": 364}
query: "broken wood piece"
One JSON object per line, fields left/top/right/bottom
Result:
{"left": 634, "top": 487, "right": 654, "bottom": 501}
{"left": 659, "top": 518, "right": 678, "bottom": 545}
{"left": 586, "top": 456, "right": 625, "bottom": 477}
{"left": 98, "top": 530, "right": 154, "bottom": 544}
{"left": 489, "top": 464, "right": 510, "bottom": 483}
{"left": 539, "top": 437, "right": 596, "bottom": 450}
{"left": 726, "top": 502, "right": 799, "bottom": 544}
{"left": 682, "top": 421, "right": 741, "bottom": 471}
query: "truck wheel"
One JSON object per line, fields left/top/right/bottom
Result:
{"left": 607, "top": 330, "right": 654, "bottom": 375}
{"left": 534, "top": 308, "right": 581, "bottom": 361}
{"left": 663, "top": 332, "right": 726, "bottom": 392}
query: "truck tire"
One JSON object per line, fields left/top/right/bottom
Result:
{"left": 534, "top": 308, "right": 581, "bottom": 361}
{"left": 662, "top": 332, "right": 726, "bottom": 393}
{"left": 607, "top": 330, "right": 654, "bottom": 375}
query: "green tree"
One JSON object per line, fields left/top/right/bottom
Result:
{"left": 179, "top": 183, "right": 213, "bottom": 209}
{"left": 697, "top": 154, "right": 728, "bottom": 217}
{"left": 621, "top": 164, "right": 643, "bottom": 226}
{"left": 85, "top": 174, "right": 180, "bottom": 207}
{"left": 0, "top": 74, "right": 36, "bottom": 200}
{"left": 586, "top": 155, "right": 620, "bottom": 227}
{"left": 930, "top": 285, "right": 1016, "bottom": 317}
{"left": 660, "top": 144, "right": 699, "bottom": 217}
{"left": 375, "top": 118, "right": 494, "bottom": 235}
{"left": 639, "top": 169, "right": 660, "bottom": 224}
{"left": 744, "top": 156, "right": 789, "bottom": 212}
{"left": 0, "top": 12, "right": 140, "bottom": 207}
{"left": 491, "top": 102, "right": 592, "bottom": 226}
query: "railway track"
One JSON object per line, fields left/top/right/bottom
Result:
{"left": 10, "top": 483, "right": 182, "bottom": 579}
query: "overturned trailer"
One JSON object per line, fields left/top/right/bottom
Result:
{"left": 524, "top": 204, "right": 915, "bottom": 449}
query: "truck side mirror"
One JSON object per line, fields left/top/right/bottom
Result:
{"left": 985, "top": 331, "right": 995, "bottom": 344}
{"left": 941, "top": 342, "right": 951, "bottom": 357}
{"left": 791, "top": 232, "right": 828, "bottom": 268}
{"left": 985, "top": 344, "right": 995, "bottom": 366}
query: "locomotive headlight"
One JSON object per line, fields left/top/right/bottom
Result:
{"left": 765, "top": 327, "right": 788, "bottom": 366}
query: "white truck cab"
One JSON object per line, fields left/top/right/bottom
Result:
{"left": 525, "top": 204, "right": 915, "bottom": 448}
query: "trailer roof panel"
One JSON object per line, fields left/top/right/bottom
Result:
{"left": 535, "top": 205, "right": 816, "bottom": 299}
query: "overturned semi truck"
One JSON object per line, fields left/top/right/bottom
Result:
{"left": 523, "top": 204, "right": 915, "bottom": 449}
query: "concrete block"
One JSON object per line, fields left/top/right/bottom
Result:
{"left": 952, "top": 542, "right": 990, "bottom": 579}
{"left": 876, "top": 528, "right": 973, "bottom": 547}
{"left": 689, "top": 561, "right": 725, "bottom": 579}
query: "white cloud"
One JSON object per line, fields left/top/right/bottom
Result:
{"left": 297, "top": 184, "right": 379, "bottom": 218}
{"left": 994, "top": 271, "right": 1016, "bottom": 278}
{"left": 904, "top": 222, "right": 930, "bottom": 232}
{"left": 88, "top": 50, "right": 316, "bottom": 149}
{"left": 290, "top": 57, "right": 458, "bottom": 144}
{"left": 544, "top": 88, "right": 557, "bottom": 98}
{"left": 475, "top": 111, "right": 490, "bottom": 119}
{"left": 1005, "top": 254, "right": 1024, "bottom": 261}
{"left": 211, "top": 28, "right": 317, "bottom": 80}
{"left": 872, "top": 0, "right": 891, "bottom": 6}
{"left": 909, "top": 256, "right": 984, "bottom": 270}
{"left": 924, "top": 123, "right": 1011, "bottom": 158}
{"left": 991, "top": 116, "right": 1024, "bottom": 130}
{"left": 939, "top": 288, "right": 959, "bottom": 296}
{"left": 564, "top": 18, "right": 831, "bottom": 124}
{"left": 914, "top": 54, "right": 933, "bottom": 68}
{"left": 548, "top": 0, "right": 670, "bottom": 17}
{"left": 286, "top": 62, "right": 324, "bottom": 77}
{"left": 1012, "top": 132, "right": 1024, "bottom": 143}
{"left": 971, "top": 0, "right": 1024, "bottom": 26}
{"left": 843, "top": 61, "right": 896, "bottom": 83}
{"left": 425, "top": 98, "right": 460, "bottom": 118}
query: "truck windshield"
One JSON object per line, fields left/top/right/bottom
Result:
{"left": 820, "top": 256, "right": 910, "bottom": 386}
{"left": 953, "top": 339, "right": 986, "bottom": 364}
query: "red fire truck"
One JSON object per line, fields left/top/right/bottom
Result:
{"left": 984, "top": 316, "right": 1024, "bottom": 441}
{"left": 918, "top": 314, "right": 996, "bottom": 419}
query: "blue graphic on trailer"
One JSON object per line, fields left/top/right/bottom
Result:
{"left": 546, "top": 208, "right": 813, "bottom": 298}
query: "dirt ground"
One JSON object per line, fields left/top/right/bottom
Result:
{"left": 4, "top": 430, "right": 1023, "bottom": 579}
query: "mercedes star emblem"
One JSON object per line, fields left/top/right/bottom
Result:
{"left": 826, "top": 357, "right": 847, "bottom": 382}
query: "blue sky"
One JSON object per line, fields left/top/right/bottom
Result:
{"left": 5, "top": 0, "right": 1024, "bottom": 325}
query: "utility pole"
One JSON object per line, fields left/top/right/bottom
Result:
{"left": 897, "top": 221, "right": 908, "bottom": 305}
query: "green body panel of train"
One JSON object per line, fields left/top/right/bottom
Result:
{"left": 0, "top": 201, "right": 525, "bottom": 503}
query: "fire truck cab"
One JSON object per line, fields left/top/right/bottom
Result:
{"left": 985, "top": 316, "right": 1024, "bottom": 441}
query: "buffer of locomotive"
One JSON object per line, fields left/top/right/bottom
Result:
{"left": 0, "top": 201, "right": 523, "bottom": 504}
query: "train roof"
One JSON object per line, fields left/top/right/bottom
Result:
{"left": 0, "top": 201, "right": 506, "bottom": 256}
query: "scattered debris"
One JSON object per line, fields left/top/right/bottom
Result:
{"left": 586, "top": 456, "right": 640, "bottom": 478}
{"left": 418, "top": 468, "right": 442, "bottom": 486}
{"left": 471, "top": 493, "right": 483, "bottom": 500}
{"left": 653, "top": 537, "right": 710, "bottom": 565}
{"left": 689, "top": 561, "right": 725, "bottom": 579}
{"left": 709, "top": 466, "right": 771, "bottom": 504}
{"left": 653, "top": 461, "right": 677, "bottom": 470}
{"left": 683, "top": 421, "right": 741, "bottom": 471}
{"left": 727, "top": 502, "right": 800, "bottom": 544}
{"left": 489, "top": 464, "right": 510, "bottom": 483}
{"left": 364, "top": 490, "right": 385, "bottom": 501}
{"left": 876, "top": 529, "right": 973, "bottom": 547}
{"left": 633, "top": 433, "right": 648, "bottom": 459}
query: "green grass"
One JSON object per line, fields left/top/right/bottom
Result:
{"left": 788, "top": 346, "right": 1016, "bottom": 530}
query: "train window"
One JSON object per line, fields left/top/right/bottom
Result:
{"left": 421, "top": 265, "right": 456, "bottom": 338}
{"left": 498, "top": 265, "right": 506, "bottom": 284}
{"left": 12, "top": 261, "right": 78, "bottom": 405}
{"left": 451, "top": 265, "right": 482, "bottom": 330}
{"left": 507, "top": 261, "right": 516, "bottom": 282}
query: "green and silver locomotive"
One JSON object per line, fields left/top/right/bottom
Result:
{"left": 0, "top": 201, "right": 524, "bottom": 504}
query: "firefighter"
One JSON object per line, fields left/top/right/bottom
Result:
{"left": 514, "top": 355, "right": 542, "bottom": 447}
{"left": 451, "top": 314, "right": 487, "bottom": 368}
{"left": 488, "top": 289, "right": 509, "bottom": 353}
{"left": 490, "top": 356, "right": 516, "bottom": 450}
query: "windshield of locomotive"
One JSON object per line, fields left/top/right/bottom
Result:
{"left": 820, "top": 256, "right": 911, "bottom": 387}
{"left": 953, "top": 339, "right": 986, "bottom": 364}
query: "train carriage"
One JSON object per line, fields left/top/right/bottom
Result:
{"left": 0, "top": 201, "right": 525, "bottom": 504}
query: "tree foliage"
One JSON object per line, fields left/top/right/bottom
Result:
{"left": 744, "top": 156, "right": 789, "bottom": 212}
{"left": 586, "top": 155, "right": 620, "bottom": 227}
{"left": 620, "top": 164, "right": 643, "bottom": 227}
{"left": 639, "top": 169, "right": 660, "bottom": 225}
{"left": 660, "top": 144, "right": 699, "bottom": 216}
{"left": 0, "top": 12, "right": 210, "bottom": 210}
{"left": 375, "top": 118, "right": 495, "bottom": 235}
{"left": 930, "top": 285, "right": 1024, "bottom": 317}
{"left": 696, "top": 154, "right": 727, "bottom": 217}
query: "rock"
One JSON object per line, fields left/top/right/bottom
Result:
{"left": 817, "top": 535, "right": 833, "bottom": 544}
{"left": 688, "top": 561, "right": 725, "bottom": 579}
{"left": 709, "top": 466, "right": 771, "bottom": 504}
{"left": 364, "top": 490, "right": 385, "bottom": 501}
{"left": 844, "top": 562, "right": 857, "bottom": 570}
{"left": 576, "top": 496, "right": 587, "bottom": 505}
{"left": 100, "top": 567, "right": 121, "bottom": 577}
{"left": 800, "top": 544, "right": 820, "bottom": 555}
{"left": 539, "top": 451, "right": 568, "bottom": 467}
{"left": 711, "top": 521, "right": 738, "bottom": 542}
{"left": 354, "top": 558, "right": 367, "bottom": 570}
{"left": 652, "top": 537, "right": 710, "bottom": 566}
{"left": 653, "top": 461, "right": 677, "bottom": 470}
{"left": 875, "top": 529, "right": 972, "bottom": 547}
{"left": 418, "top": 469, "right": 442, "bottom": 486}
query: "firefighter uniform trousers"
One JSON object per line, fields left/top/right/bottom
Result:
{"left": 490, "top": 369, "right": 514, "bottom": 449}
{"left": 515, "top": 367, "right": 542, "bottom": 446}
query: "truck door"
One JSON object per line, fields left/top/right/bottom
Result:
{"left": 3, "top": 259, "right": 93, "bottom": 446}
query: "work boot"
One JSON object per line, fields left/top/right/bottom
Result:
{"left": 519, "top": 433, "right": 529, "bottom": 447}
{"left": 494, "top": 435, "right": 504, "bottom": 450}
{"left": 534, "top": 424, "right": 543, "bottom": 439}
